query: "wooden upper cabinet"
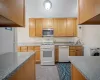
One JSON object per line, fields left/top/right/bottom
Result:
{"left": 29, "top": 18, "right": 77, "bottom": 37}
{"left": 43, "top": 18, "right": 53, "bottom": 29}
{"left": 54, "top": 18, "right": 67, "bottom": 37}
{"left": 58, "top": 19, "right": 67, "bottom": 37}
{"left": 0, "top": 0, "right": 25, "bottom": 27}
{"left": 29, "top": 18, "right": 35, "bottom": 37}
{"left": 35, "top": 19, "right": 43, "bottom": 37}
{"left": 66, "top": 18, "right": 77, "bottom": 37}
{"left": 78, "top": 0, "right": 100, "bottom": 24}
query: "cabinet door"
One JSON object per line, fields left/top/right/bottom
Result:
{"left": 76, "top": 50, "right": 83, "bottom": 56}
{"left": 58, "top": 19, "right": 67, "bottom": 36}
{"left": 43, "top": 18, "right": 53, "bottom": 28}
{"left": 35, "top": 46, "right": 40, "bottom": 63}
{"left": 69, "top": 50, "right": 76, "bottom": 56}
{"left": 78, "top": 0, "right": 95, "bottom": 24}
{"left": 29, "top": 18, "right": 35, "bottom": 37}
{"left": 72, "top": 64, "right": 86, "bottom": 80}
{"left": 54, "top": 18, "right": 58, "bottom": 36}
{"left": 54, "top": 18, "right": 67, "bottom": 37}
{"left": 35, "top": 19, "right": 43, "bottom": 37}
{"left": 66, "top": 18, "right": 77, "bottom": 36}
{"left": 55, "top": 46, "right": 59, "bottom": 62}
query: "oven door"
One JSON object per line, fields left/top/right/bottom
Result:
{"left": 42, "top": 29, "right": 54, "bottom": 37}
{"left": 41, "top": 48, "right": 55, "bottom": 65}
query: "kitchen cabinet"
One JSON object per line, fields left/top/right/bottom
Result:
{"left": 43, "top": 18, "right": 53, "bottom": 28}
{"left": 27, "top": 46, "right": 35, "bottom": 52}
{"left": 78, "top": 0, "right": 100, "bottom": 24}
{"left": 20, "top": 46, "right": 28, "bottom": 52}
{"left": 29, "top": 18, "right": 77, "bottom": 37}
{"left": 54, "top": 18, "right": 67, "bottom": 37}
{"left": 35, "top": 46, "right": 40, "bottom": 63}
{"left": 8, "top": 55, "right": 36, "bottom": 80}
{"left": 35, "top": 19, "right": 43, "bottom": 37}
{"left": 66, "top": 18, "right": 77, "bottom": 37}
{"left": 0, "top": 0, "right": 25, "bottom": 27}
{"left": 71, "top": 64, "right": 86, "bottom": 80}
{"left": 55, "top": 46, "right": 59, "bottom": 62}
{"left": 29, "top": 18, "right": 35, "bottom": 37}
{"left": 69, "top": 46, "right": 83, "bottom": 56}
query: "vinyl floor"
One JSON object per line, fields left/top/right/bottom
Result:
{"left": 36, "top": 64, "right": 60, "bottom": 80}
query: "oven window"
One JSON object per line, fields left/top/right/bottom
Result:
{"left": 43, "top": 51, "right": 52, "bottom": 57}
{"left": 43, "top": 30, "right": 54, "bottom": 35}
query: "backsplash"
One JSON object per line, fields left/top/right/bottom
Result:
{"left": 18, "top": 37, "right": 75, "bottom": 43}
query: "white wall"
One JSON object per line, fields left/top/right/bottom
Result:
{"left": 0, "top": 28, "right": 16, "bottom": 55}
{"left": 17, "top": 0, "right": 77, "bottom": 43}
{"left": 79, "top": 25, "right": 100, "bottom": 56}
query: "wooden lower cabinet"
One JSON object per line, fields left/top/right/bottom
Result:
{"left": 55, "top": 46, "right": 59, "bottom": 62}
{"left": 35, "top": 46, "right": 40, "bottom": 63}
{"left": 29, "top": 18, "right": 36, "bottom": 37}
{"left": 69, "top": 46, "right": 83, "bottom": 56}
{"left": 71, "top": 64, "right": 86, "bottom": 80}
{"left": 8, "top": 55, "right": 36, "bottom": 80}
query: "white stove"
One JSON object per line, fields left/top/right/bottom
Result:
{"left": 40, "top": 39, "right": 55, "bottom": 65}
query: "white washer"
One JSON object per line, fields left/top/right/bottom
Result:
{"left": 90, "top": 48, "right": 100, "bottom": 56}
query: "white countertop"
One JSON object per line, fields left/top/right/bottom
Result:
{"left": 0, "top": 52, "right": 35, "bottom": 80}
{"left": 69, "top": 56, "right": 100, "bottom": 80}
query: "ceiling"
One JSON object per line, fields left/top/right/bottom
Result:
{"left": 26, "top": 0, "right": 78, "bottom": 18}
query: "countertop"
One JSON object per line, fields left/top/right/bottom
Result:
{"left": 54, "top": 42, "right": 82, "bottom": 46}
{"left": 18, "top": 42, "right": 82, "bottom": 46}
{"left": 0, "top": 52, "right": 35, "bottom": 80}
{"left": 69, "top": 56, "right": 100, "bottom": 80}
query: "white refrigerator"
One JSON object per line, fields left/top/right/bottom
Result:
{"left": 0, "top": 28, "right": 17, "bottom": 54}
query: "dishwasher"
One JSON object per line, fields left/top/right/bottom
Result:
{"left": 59, "top": 46, "right": 69, "bottom": 62}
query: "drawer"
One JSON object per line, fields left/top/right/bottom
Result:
{"left": 27, "top": 46, "right": 35, "bottom": 52}
{"left": 69, "top": 50, "right": 76, "bottom": 52}
{"left": 76, "top": 46, "right": 83, "bottom": 49}
{"left": 21, "top": 46, "right": 28, "bottom": 52}
{"left": 69, "top": 47, "right": 76, "bottom": 50}
{"left": 35, "top": 46, "right": 40, "bottom": 51}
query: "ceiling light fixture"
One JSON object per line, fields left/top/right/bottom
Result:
{"left": 43, "top": 0, "right": 52, "bottom": 10}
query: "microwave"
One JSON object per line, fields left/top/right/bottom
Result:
{"left": 42, "top": 28, "right": 54, "bottom": 37}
